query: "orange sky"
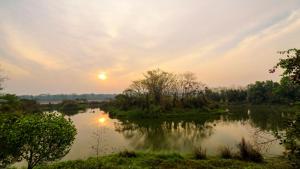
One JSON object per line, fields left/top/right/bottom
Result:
{"left": 1, "top": 0, "right": 300, "bottom": 94}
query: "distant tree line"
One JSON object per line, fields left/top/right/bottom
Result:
{"left": 104, "top": 68, "right": 300, "bottom": 117}
{"left": 19, "top": 93, "right": 116, "bottom": 103}
{"left": 205, "top": 76, "right": 300, "bottom": 105}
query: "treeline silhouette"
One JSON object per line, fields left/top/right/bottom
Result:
{"left": 103, "top": 69, "right": 219, "bottom": 116}
{"left": 206, "top": 76, "right": 300, "bottom": 104}
{"left": 19, "top": 94, "right": 116, "bottom": 103}
{"left": 103, "top": 69, "right": 300, "bottom": 116}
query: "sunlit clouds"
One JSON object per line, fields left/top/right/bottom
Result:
{"left": 1, "top": 0, "right": 300, "bottom": 94}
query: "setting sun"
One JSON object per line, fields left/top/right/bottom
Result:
{"left": 98, "top": 117, "right": 106, "bottom": 124}
{"left": 98, "top": 72, "right": 107, "bottom": 80}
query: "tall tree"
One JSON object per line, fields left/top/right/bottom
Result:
{"left": 271, "top": 48, "right": 300, "bottom": 84}
{"left": 271, "top": 48, "right": 300, "bottom": 168}
{"left": 142, "top": 69, "right": 175, "bottom": 104}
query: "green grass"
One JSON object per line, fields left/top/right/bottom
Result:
{"left": 29, "top": 152, "right": 293, "bottom": 169}
{"left": 107, "top": 107, "right": 226, "bottom": 119}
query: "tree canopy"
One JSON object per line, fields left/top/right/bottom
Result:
{"left": 103, "top": 69, "right": 217, "bottom": 117}
{"left": 0, "top": 113, "right": 77, "bottom": 169}
{"left": 271, "top": 48, "right": 300, "bottom": 84}
{"left": 18, "top": 114, "right": 77, "bottom": 169}
{"left": 271, "top": 48, "right": 300, "bottom": 167}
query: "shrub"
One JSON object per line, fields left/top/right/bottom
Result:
{"left": 237, "top": 138, "right": 263, "bottom": 162}
{"left": 193, "top": 146, "right": 207, "bottom": 160}
{"left": 118, "top": 150, "right": 137, "bottom": 158}
{"left": 219, "top": 146, "right": 233, "bottom": 159}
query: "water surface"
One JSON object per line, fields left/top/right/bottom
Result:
{"left": 63, "top": 106, "right": 287, "bottom": 160}
{"left": 14, "top": 106, "right": 289, "bottom": 167}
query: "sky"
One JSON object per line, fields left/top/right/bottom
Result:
{"left": 1, "top": 0, "right": 300, "bottom": 95}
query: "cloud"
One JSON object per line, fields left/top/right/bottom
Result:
{"left": 192, "top": 9, "right": 300, "bottom": 86}
{"left": 0, "top": 0, "right": 300, "bottom": 94}
{"left": 0, "top": 23, "right": 65, "bottom": 71}
{"left": 0, "top": 59, "right": 30, "bottom": 77}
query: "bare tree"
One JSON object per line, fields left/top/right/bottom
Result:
{"left": 179, "top": 72, "right": 205, "bottom": 101}
{"left": 142, "top": 69, "right": 176, "bottom": 104}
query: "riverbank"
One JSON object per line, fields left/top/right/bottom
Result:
{"left": 26, "top": 152, "right": 292, "bottom": 169}
{"left": 106, "top": 107, "right": 226, "bottom": 119}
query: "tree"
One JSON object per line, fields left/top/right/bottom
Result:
{"left": 16, "top": 114, "right": 77, "bottom": 169}
{"left": 271, "top": 48, "right": 300, "bottom": 84}
{"left": 0, "top": 114, "right": 23, "bottom": 168}
{"left": 0, "top": 94, "right": 22, "bottom": 114}
{"left": 142, "top": 69, "right": 176, "bottom": 104}
{"left": 271, "top": 48, "right": 300, "bottom": 167}
{"left": 105, "top": 69, "right": 212, "bottom": 116}
{"left": 247, "top": 81, "right": 281, "bottom": 104}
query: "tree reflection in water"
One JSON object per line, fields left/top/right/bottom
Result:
{"left": 114, "top": 115, "right": 221, "bottom": 152}
{"left": 113, "top": 106, "right": 292, "bottom": 154}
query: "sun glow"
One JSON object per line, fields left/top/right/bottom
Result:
{"left": 98, "top": 117, "right": 106, "bottom": 124}
{"left": 98, "top": 72, "right": 107, "bottom": 80}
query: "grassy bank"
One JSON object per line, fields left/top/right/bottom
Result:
{"left": 106, "top": 104, "right": 300, "bottom": 120}
{"left": 25, "top": 152, "right": 292, "bottom": 169}
{"left": 106, "top": 107, "right": 226, "bottom": 119}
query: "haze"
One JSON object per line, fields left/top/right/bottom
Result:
{"left": 1, "top": 0, "right": 300, "bottom": 95}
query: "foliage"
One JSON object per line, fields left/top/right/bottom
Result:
{"left": 271, "top": 48, "right": 300, "bottom": 168}
{"left": 0, "top": 113, "right": 23, "bottom": 168}
{"left": 247, "top": 81, "right": 280, "bottom": 104}
{"left": 118, "top": 150, "right": 137, "bottom": 158}
{"left": 271, "top": 48, "right": 300, "bottom": 84}
{"left": 219, "top": 146, "right": 233, "bottom": 159}
{"left": 0, "top": 113, "right": 77, "bottom": 169}
{"left": 193, "top": 146, "right": 207, "bottom": 160}
{"left": 205, "top": 79, "right": 300, "bottom": 105}
{"left": 205, "top": 87, "right": 248, "bottom": 103}
{"left": 237, "top": 138, "right": 263, "bottom": 163}
{"left": 20, "top": 99, "right": 42, "bottom": 114}
{"left": 103, "top": 69, "right": 216, "bottom": 117}
{"left": 58, "top": 100, "right": 87, "bottom": 115}
{"left": 275, "top": 113, "right": 300, "bottom": 168}
{"left": 29, "top": 152, "right": 293, "bottom": 169}
{"left": 0, "top": 94, "right": 43, "bottom": 115}
{"left": 19, "top": 94, "right": 115, "bottom": 103}
{"left": 16, "top": 114, "right": 77, "bottom": 169}
{"left": 0, "top": 94, "right": 22, "bottom": 114}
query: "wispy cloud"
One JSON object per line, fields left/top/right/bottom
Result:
{"left": 0, "top": 0, "right": 300, "bottom": 94}
{"left": 1, "top": 24, "right": 64, "bottom": 70}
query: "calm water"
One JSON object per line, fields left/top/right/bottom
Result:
{"left": 63, "top": 106, "right": 287, "bottom": 160}
{"left": 15, "top": 106, "right": 290, "bottom": 167}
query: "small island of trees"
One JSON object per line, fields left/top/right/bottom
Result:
{"left": 103, "top": 69, "right": 221, "bottom": 118}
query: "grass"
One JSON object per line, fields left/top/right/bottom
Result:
{"left": 193, "top": 146, "right": 207, "bottom": 159}
{"left": 237, "top": 138, "right": 263, "bottom": 163}
{"left": 19, "top": 151, "right": 293, "bottom": 169}
{"left": 219, "top": 146, "right": 233, "bottom": 159}
{"left": 118, "top": 150, "right": 137, "bottom": 158}
{"left": 107, "top": 106, "right": 226, "bottom": 119}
